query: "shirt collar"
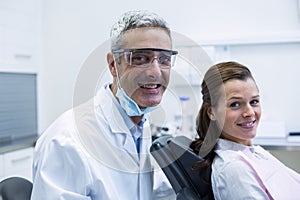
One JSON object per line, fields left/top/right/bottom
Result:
{"left": 216, "top": 138, "right": 255, "bottom": 153}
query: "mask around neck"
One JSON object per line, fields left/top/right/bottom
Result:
{"left": 116, "top": 87, "right": 158, "bottom": 116}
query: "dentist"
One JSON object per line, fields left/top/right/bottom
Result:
{"left": 31, "top": 10, "right": 177, "bottom": 200}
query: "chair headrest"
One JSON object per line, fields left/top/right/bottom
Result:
{"left": 151, "top": 135, "right": 214, "bottom": 199}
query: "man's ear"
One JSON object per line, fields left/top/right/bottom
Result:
{"left": 107, "top": 52, "right": 117, "bottom": 77}
{"left": 207, "top": 107, "right": 216, "bottom": 121}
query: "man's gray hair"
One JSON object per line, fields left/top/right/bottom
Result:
{"left": 110, "top": 10, "right": 171, "bottom": 51}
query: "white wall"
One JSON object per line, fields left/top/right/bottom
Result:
{"left": 224, "top": 43, "right": 300, "bottom": 135}
{"left": 39, "top": 0, "right": 300, "bottom": 135}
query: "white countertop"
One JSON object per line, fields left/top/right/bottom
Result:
{"left": 253, "top": 136, "right": 300, "bottom": 151}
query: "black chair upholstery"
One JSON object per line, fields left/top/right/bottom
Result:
{"left": 0, "top": 176, "right": 33, "bottom": 200}
{"left": 150, "top": 135, "right": 214, "bottom": 200}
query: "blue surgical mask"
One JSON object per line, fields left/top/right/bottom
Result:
{"left": 116, "top": 87, "right": 158, "bottom": 116}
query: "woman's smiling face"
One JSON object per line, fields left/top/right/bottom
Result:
{"left": 210, "top": 78, "right": 261, "bottom": 146}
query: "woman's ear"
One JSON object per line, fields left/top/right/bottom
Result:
{"left": 107, "top": 52, "right": 117, "bottom": 77}
{"left": 207, "top": 107, "right": 216, "bottom": 121}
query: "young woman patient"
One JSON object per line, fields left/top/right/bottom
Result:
{"left": 190, "top": 61, "right": 300, "bottom": 200}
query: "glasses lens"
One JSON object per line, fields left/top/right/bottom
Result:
{"left": 113, "top": 49, "right": 177, "bottom": 68}
{"left": 130, "top": 50, "right": 176, "bottom": 68}
{"left": 131, "top": 51, "right": 151, "bottom": 66}
{"left": 158, "top": 51, "right": 173, "bottom": 68}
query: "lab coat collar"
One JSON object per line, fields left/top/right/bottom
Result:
{"left": 94, "top": 83, "right": 152, "bottom": 167}
{"left": 96, "top": 83, "right": 131, "bottom": 134}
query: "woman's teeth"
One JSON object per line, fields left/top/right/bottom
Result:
{"left": 239, "top": 121, "right": 255, "bottom": 127}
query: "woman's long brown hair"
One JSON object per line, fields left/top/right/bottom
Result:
{"left": 190, "top": 61, "right": 255, "bottom": 181}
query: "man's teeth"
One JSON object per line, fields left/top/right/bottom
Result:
{"left": 141, "top": 84, "right": 158, "bottom": 89}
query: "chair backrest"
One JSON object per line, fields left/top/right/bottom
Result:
{"left": 151, "top": 135, "right": 214, "bottom": 200}
{"left": 0, "top": 176, "right": 33, "bottom": 200}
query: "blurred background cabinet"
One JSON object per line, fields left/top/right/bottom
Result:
{"left": 0, "top": 147, "right": 33, "bottom": 181}
{"left": 0, "top": 0, "right": 40, "bottom": 73}
{"left": 0, "top": 0, "right": 39, "bottom": 181}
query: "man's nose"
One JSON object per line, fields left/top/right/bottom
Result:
{"left": 149, "top": 56, "right": 161, "bottom": 65}
{"left": 146, "top": 57, "right": 162, "bottom": 77}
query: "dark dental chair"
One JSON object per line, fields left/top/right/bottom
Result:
{"left": 150, "top": 135, "right": 214, "bottom": 200}
{"left": 0, "top": 176, "right": 33, "bottom": 200}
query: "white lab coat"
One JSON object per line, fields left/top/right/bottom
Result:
{"left": 31, "top": 83, "right": 174, "bottom": 200}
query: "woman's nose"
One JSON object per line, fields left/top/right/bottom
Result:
{"left": 243, "top": 105, "right": 255, "bottom": 118}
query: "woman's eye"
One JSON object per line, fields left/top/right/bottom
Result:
{"left": 251, "top": 99, "right": 260, "bottom": 105}
{"left": 230, "top": 102, "right": 240, "bottom": 108}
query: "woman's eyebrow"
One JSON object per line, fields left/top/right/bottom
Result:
{"left": 227, "top": 96, "right": 243, "bottom": 101}
{"left": 227, "top": 94, "right": 260, "bottom": 101}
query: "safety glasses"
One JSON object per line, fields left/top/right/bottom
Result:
{"left": 113, "top": 48, "right": 178, "bottom": 69}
